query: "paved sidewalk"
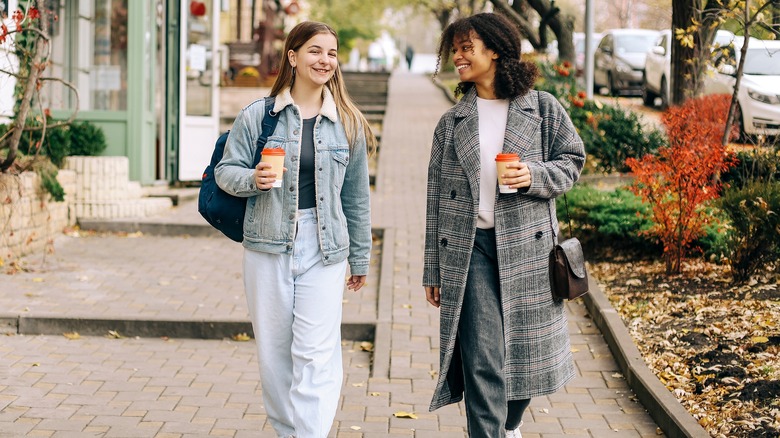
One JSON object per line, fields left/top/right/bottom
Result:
{"left": 0, "top": 73, "right": 662, "bottom": 437}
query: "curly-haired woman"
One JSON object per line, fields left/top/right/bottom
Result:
{"left": 423, "top": 13, "right": 586, "bottom": 437}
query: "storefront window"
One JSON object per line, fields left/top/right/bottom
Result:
{"left": 92, "top": 0, "right": 127, "bottom": 110}
{"left": 185, "top": 0, "right": 213, "bottom": 117}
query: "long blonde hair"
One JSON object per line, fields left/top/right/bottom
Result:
{"left": 269, "top": 21, "right": 377, "bottom": 154}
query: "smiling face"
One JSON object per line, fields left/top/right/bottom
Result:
{"left": 452, "top": 31, "right": 498, "bottom": 97}
{"left": 288, "top": 32, "right": 339, "bottom": 90}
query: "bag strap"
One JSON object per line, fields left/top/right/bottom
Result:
{"left": 251, "top": 96, "right": 279, "bottom": 167}
{"left": 536, "top": 90, "right": 573, "bottom": 243}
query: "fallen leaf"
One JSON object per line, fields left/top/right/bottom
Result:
{"left": 369, "top": 392, "right": 381, "bottom": 396}
{"left": 751, "top": 336, "right": 769, "bottom": 343}
{"left": 31, "top": 278, "right": 43, "bottom": 283}
{"left": 62, "top": 332, "right": 80, "bottom": 340}
{"left": 232, "top": 333, "right": 251, "bottom": 341}
{"left": 352, "top": 382, "right": 364, "bottom": 387}
{"left": 393, "top": 411, "right": 418, "bottom": 419}
{"left": 106, "top": 330, "right": 123, "bottom": 339}
{"left": 402, "top": 304, "right": 412, "bottom": 309}
{"left": 32, "top": 363, "right": 40, "bottom": 367}
{"left": 359, "top": 341, "right": 374, "bottom": 352}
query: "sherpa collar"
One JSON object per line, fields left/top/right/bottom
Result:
{"left": 272, "top": 86, "right": 339, "bottom": 122}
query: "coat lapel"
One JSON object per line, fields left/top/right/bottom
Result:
{"left": 452, "top": 90, "right": 481, "bottom": 203}
{"left": 502, "top": 91, "right": 543, "bottom": 160}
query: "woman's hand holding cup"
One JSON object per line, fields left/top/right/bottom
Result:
{"left": 501, "top": 161, "right": 531, "bottom": 190}
{"left": 255, "top": 161, "right": 284, "bottom": 190}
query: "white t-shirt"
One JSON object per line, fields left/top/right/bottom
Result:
{"left": 476, "top": 97, "right": 509, "bottom": 229}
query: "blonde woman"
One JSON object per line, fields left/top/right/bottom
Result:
{"left": 215, "top": 21, "right": 375, "bottom": 438}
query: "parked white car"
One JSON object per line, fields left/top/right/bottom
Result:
{"left": 642, "top": 30, "right": 671, "bottom": 107}
{"left": 702, "top": 37, "right": 780, "bottom": 138}
{"left": 594, "top": 29, "right": 659, "bottom": 96}
{"left": 642, "top": 30, "right": 735, "bottom": 108}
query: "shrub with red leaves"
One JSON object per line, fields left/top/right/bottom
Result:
{"left": 626, "top": 94, "right": 738, "bottom": 274}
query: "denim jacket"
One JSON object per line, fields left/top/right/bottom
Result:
{"left": 215, "top": 87, "right": 371, "bottom": 276}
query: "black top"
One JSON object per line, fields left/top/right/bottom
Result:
{"left": 298, "top": 116, "right": 317, "bottom": 209}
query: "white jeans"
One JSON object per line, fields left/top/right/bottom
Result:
{"left": 243, "top": 208, "right": 347, "bottom": 438}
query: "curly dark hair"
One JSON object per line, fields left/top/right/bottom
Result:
{"left": 436, "top": 13, "right": 538, "bottom": 99}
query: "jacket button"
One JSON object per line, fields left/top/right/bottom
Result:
{"left": 440, "top": 238, "right": 448, "bottom": 247}
{"left": 319, "top": 197, "right": 324, "bottom": 201}
{"left": 450, "top": 190, "right": 456, "bottom": 199}
{"left": 322, "top": 225, "right": 326, "bottom": 230}
{"left": 294, "top": 130, "right": 299, "bottom": 135}
{"left": 289, "top": 187, "right": 294, "bottom": 192}
{"left": 535, "top": 231, "right": 543, "bottom": 240}
{"left": 324, "top": 255, "right": 329, "bottom": 260}
{"left": 289, "top": 214, "right": 295, "bottom": 220}
{"left": 319, "top": 167, "right": 323, "bottom": 171}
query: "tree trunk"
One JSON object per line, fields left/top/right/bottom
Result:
{"left": 0, "top": 0, "right": 49, "bottom": 172}
{"left": 670, "top": 0, "right": 698, "bottom": 106}
{"left": 491, "top": 0, "right": 576, "bottom": 63}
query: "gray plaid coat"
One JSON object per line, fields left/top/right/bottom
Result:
{"left": 423, "top": 88, "right": 585, "bottom": 410}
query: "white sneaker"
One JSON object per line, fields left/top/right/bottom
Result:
{"left": 505, "top": 423, "right": 523, "bottom": 438}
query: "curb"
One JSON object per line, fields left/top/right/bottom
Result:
{"left": 582, "top": 277, "right": 710, "bottom": 438}
{"left": 2, "top": 315, "right": 374, "bottom": 342}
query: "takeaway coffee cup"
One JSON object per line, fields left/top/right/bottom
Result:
{"left": 261, "top": 148, "right": 285, "bottom": 188}
{"left": 495, "top": 153, "right": 520, "bottom": 194}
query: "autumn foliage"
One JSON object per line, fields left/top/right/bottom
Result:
{"left": 626, "top": 94, "right": 737, "bottom": 274}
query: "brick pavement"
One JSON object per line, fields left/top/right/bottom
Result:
{"left": 0, "top": 72, "right": 662, "bottom": 437}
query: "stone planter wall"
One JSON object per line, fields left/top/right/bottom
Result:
{"left": 0, "top": 170, "right": 76, "bottom": 262}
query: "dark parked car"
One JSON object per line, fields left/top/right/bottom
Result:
{"left": 594, "top": 29, "right": 659, "bottom": 96}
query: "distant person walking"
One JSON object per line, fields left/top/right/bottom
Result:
{"left": 405, "top": 45, "right": 414, "bottom": 70}
{"left": 215, "top": 21, "right": 375, "bottom": 438}
{"left": 423, "top": 13, "right": 585, "bottom": 438}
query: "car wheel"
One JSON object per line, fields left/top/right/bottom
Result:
{"left": 660, "top": 77, "right": 669, "bottom": 109}
{"left": 642, "top": 73, "right": 657, "bottom": 106}
{"left": 608, "top": 73, "right": 619, "bottom": 97}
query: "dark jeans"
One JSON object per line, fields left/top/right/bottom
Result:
{"left": 459, "top": 228, "right": 529, "bottom": 437}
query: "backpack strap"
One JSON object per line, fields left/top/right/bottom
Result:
{"left": 250, "top": 96, "right": 279, "bottom": 167}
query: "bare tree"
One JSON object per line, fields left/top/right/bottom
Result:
{"left": 0, "top": 0, "right": 79, "bottom": 172}
{"left": 490, "top": 0, "right": 576, "bottom": 63}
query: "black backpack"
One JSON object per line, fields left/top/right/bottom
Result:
{"left": 198, "top": 97, "right": 279, "bottom": 242}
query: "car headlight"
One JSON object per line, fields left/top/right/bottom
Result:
{"left": 747, "top": 88, "right": 780, "bottom": 104}
{"left": 615, "top": 60, "right": 632, "bottom": 73}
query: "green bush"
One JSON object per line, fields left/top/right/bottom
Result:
{"left": 536, "top": 61, "right": 666, "bottom": 174}
{"left": 718, "top": 181, "right": 780, "bottom": 282}
{"left": 69, "top": 121, "right": 107, "bottom": 156}
{"left": 14, "top": 122, "right": 72, "bottom": 167}
{"left": 557, "top": 184, "right": 657, "bottom": 257}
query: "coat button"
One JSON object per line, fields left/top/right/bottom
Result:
{"left": 319, "top": 197, "right": 324, "bottom": 201}
{"left": 294, "top": 130, "right": 299, "bottom": 135}
{"left": 289, "top": 214, "right": 295, "bottom": 220}
{"left": 289, "top": 186, "right": 294, "bottom": 192}
{"left": 450, "top": 190, "right": 456, "bottom": 199}
{"left": 319, "top": 167, "right": 323, "bottom": 171}
{"left": 322, "top": 225, "right": 326, "bottom": 230}
{"left": 440, "top": 238, "right": 448, "bottom": 247}
{"left": 535, "top": 231, "right": 543, "bottom": 240}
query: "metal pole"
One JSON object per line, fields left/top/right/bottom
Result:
{"left": 584, "top": 0, "right": 595, "bottom": 99}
